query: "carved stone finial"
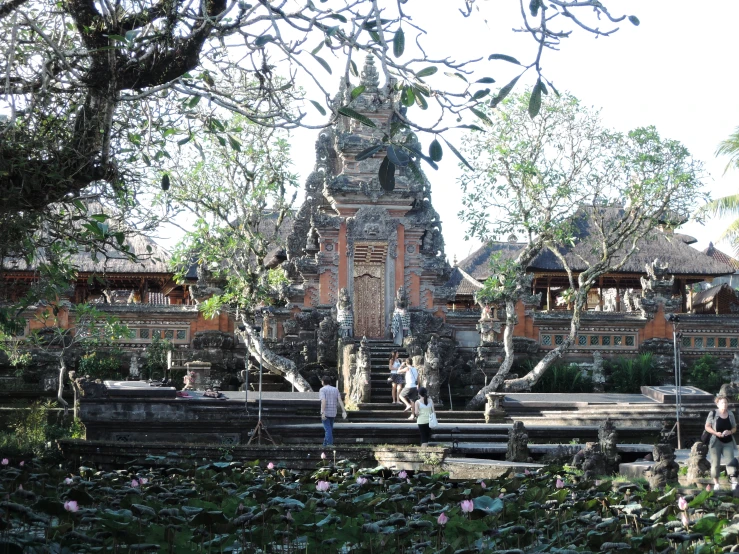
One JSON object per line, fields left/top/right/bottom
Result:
{"left": 453, "top": 254, "right": 458, "bottom": 267}
{"left": 360, "top": 55, "right": 380, "bottom": 92}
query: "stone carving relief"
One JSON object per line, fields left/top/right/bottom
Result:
{"left": 640, "top": 258, "right": 680, "bottom": 318}
{"left": 506, "top": 421, "right": 530, "bottom": 463}
{"left": 317, "top": 315, "right": 339, "bottom": 366}
{"left": 686, "top": 441, "right": 711, "bottom": 485}
{"left": 598, "top": 418, "right": 621, "bottom": 471}
{"left": 572, "top": 442, "right": 607, "bottom": 480}
{"left": 336, "top": 288, "right": 354, "bottom": 339}
{"left": 645, "top": 443, "right": 679, "bottom": 489}
{"left": 424, "top": 335, "right": 441, "bottom": 404}
{"left": 350, "top": 337, "right": 372, "bottom": 404}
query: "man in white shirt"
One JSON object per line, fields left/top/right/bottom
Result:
{"left": 397, "top": 361, "right": 419, "bottom": 419}
{"left": 319, "top": 376, "right": 347, "bottom": 446}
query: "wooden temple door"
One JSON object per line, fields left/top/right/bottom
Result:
{"left": 353, "top": 243, "right": 386, "bottom": 338}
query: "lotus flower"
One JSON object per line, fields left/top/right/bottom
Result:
{"left": 19, "top": 461, "right": 24, "bottom": 467}
{"left": 357, "top": 477, "right": 368, "bottom": 486}
{"left": 524, "top": 469, "right": 531, "bottom": 476}
{"left": 321, "top": 452, "right": 327, "bottom": 460}
{"left": 678, "top": 496, "right": 688, "bottom": 511}
{"left": 681, "top": 512, "right": 690, "bottom": 527}
{"left": 131, "top": 479, "right": 140, "bottom": 488}
{"left": 430, "top": 493, "right": 435, "bottom": 501}
{"left": 316, "top": 480, "right": 330, "bottom": 492}
{"left": 437, "top": 512, "right": 449, "bottom": 525}
{"left": 398, "top": 470, "right": 407, "bottom": 479}
{"left": 1, "top": 459, "right": 7, "bottom": 466}
{"left": 64, "top": 500, "right": 79, "bottom": 512}
{"left": 499, "top": 493, "right": 504, "bottom": 499}
{"left": 706, "top": 484, "right": 712, "bottom": 491}
{"left": 64, "top": 477, "right": 73, "bottom": 485}
{"left": 286, "top": 510, "right": 294, "bottom": 522}
{"left": 480, "top": 480, "right": 487, "bottom": 489}
{"left": 555, "top": 478, "right": 564, "bottom": 489}
{"left": 460, "top": 500, "right": 474, "bottom": 513}
{"left": 267, "top": 462, "right": 274, "bottom": 470}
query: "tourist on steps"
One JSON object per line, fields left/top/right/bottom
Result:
{"left": 705, "top": 394, "right": 738, "bottom": 491}
{"left": 388, "top": 351, "right": 404, "bottom": 404}
{"left": 397, "top": 361, "right": 419, "bottom": 419}
{"left": 319, "top": 376, "right": 347, "bottom": 447}
{"left": 414, "top": 387, "right": 435, "bottom": 447}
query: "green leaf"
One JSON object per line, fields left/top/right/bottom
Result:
{"left": 327, "top": 13, "right": 347, "bottom": 22}
{"left": 457, "top": 124, "right": 485, "bottom": 132}
{"left": 369, "top": 30, "right": 381, "bottom": 43}
{"left": 414, "top": 92, "right": 428, "bottom": 110}
{"left": 470, "top": 106, "right": 492, "bottom": 126}
{"left": 490, "top": 74, "right": 521, "bottom": 108}
{"left": 177, "top": 134, "right": 192, "bottom": 146}
{"left": 355, "top": 144, "right": 383, "bottom": 161}
{"left": 429, "top": 139, "right": 443, "bottom": 162}
{"left": 472, "top": 88, "right": 490, "bottom": 100}
{"left": 350, "top": 60, "right": 359, "bottom": 77}
{"left": 228, "top": 135, "right": 242, "bottom": 151}
{"left": 386, "top": 145, "right": 410, "bottom": 167}
{"left": 353, "top": 492, "right": 375, "bottom": 503}
{"left": 312, "top": 54, "right": 332, "bottom": 74}
{"left": 255, "top": 34, "right": 274, "bottom": 47}
{"left": 350, "top": 85, "right": 365, "bottom": 100}
{"left": 311, "top": 41, "right": 323, "bottom": 55}
{"left": 488, "top": 53, "right": 521, "bottom": 65}
{"left": 161, "top": 174, "right": 171, "bottom": 191}
{"left": 400, "top": 86, "right": 415, "bottom": 107}
{"left": 629, "top": 15, "right": 640, "bottom": 26}
{"left": 310, "top": 100, "right": 327, "bottom": 116}
{"left": 441, "top": 136, "right": 473, "bottom": 171}
{"left": 445, "top": 72, "right": 468, "bottom": 83}
{"left": 472, "top": 496, "right": 504, "bottom": 515}
{"left": 338, "top": 106, "right": 376, "bottom": 128}
{"left": 528, "top": 78, "right": 543, "bottom": 118}
{"left": 187, "top": 95, "right": 201, "bottom": 108}
{"left": 393, "top": 27, "right": 405, "bottom": 57}
{"left": 378, "top": 156, "right": 396, "bottom": 192}
{"left": 416, "top": 66, "right": 438, "bottom": 78}
{"left": 476, "top": 77, "right": 496, "bottom": 84}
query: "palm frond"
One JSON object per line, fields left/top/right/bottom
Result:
{"left": 696, "top": 194, "right": 739, "bottom": 218}
{"left": 716, "top": 126, "right": 739, "bottom": 175}
{"left": 716, "top": 218, "right": 739, "bottom": 256}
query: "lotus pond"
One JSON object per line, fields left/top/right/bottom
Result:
{"left": 1, "top": 454, "right": 739, "bottom": 553}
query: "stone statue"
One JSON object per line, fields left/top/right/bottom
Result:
{"left": 506, "top": 421, "right": 530, "bottom": 462}
{"left": 129, "top": 355, "right": 140, "bottom": 379}
{"left": 598, "top": 418, "right": 621, "bottom": 471}
{"left": 572, "top": 442, "right": 607, "bottom": 480}
{"left": 484, "top": 392, "right": 505, "bottom": 423}
{"left": 477, "top": 302, "right": 501, "bottom": 345}
{"left": 424, "top": 336, "right": 441, "bottom": 404}
{"left": 391, "top": 287, "right": 411, "bottom": 346}
{"left": 640, "top": 258, "right": 680, "bottom": 317}
{"left": 350, "top": 337, "right": 372, "bottom": 404}
{"left": 685, "top": 441, "right": 711, "bottom": 485}
{"left": 317, "top": 315, "right": 339, "bottom": 366}
{"left": 646, "top": 443, "right": 679, "bottom": 489}
{"left": 336, "top": 288, "right": 354, "bottom": 339}
{"left": 591, "top": 351, "right": 605, "bottom": 393}
{"left": 305, "top": 226, "right": 319, "bottom": 252}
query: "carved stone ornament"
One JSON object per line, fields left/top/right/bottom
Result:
{"left": 572, "top": 442, "right": 607, "bottom": 481}
{"left": 646, "top": 443, "right": 679, "bottom": 489}
{"left": 336, "top": 287, "right": 354, "bottom": 338}
{"left": 192, "top": 330, "right": 235, "bottom": 350}
{"left": 640, "top": 258, "right": 680, "bottom": 318}
{"left": 391, "top": 287, "right": 411, "bottom": 346}
{"left": 350, "top": 336, "right": 372, "bottom": 404}
{"left": 506, "top": 420, "right": 530, "bottom": 463}
{"left": 423, "top": 335, "right": 442, "bottom": 404}
{"left": 598, "top": 418, "right": 621, "bottom": 471}
{"left": 484, "top": 392, "right": 505, "bottom": 423}
{"left": 317, "top": 315, "right": 339, "bottom": 366}
{"left": 686, "top": 441, "right": 711, "bottom": 485}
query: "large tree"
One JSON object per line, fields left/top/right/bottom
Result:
{"left": 460, "top": 92, "right": 705, "bottom": 402}
{"left": 156, "top": 111, "right": 311, "bottom": 390}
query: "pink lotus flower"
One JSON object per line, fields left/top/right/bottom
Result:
{"left": 681, "top": 512, "right": 690, "bottom": 527}
{"left": 678, "top": 496, "right": 688, "bottom": 511}
{"left": 524, "top": 469, "right": 531, "bottom": 476}
{"left": 398, "top": 471, "right": 407, "bottom": 479}
{"left": 480, "top": 481, "right": 487, "bottom": 489}
{"left": 64, "top": 477, "right": 73, "bottom": 485}
{"left": 316, "top": 480, "right": 330, "bottom": 492}
{"left": 437, "top": 512, "right": 449, "bottom": 525}
{"left": 17, "top": 485, "right": 22, "bottom": 491}
{"left": 286, "top": 510, "right": 293, "bottom": 522}
{"left": 499, "top": 493, "right": 504, "bottom": 499}
{"left": 430, "top": 493, "right": 435, "bottom": 501}
{"left": 131, "top": 479, "right": 140, "bottom": 488}
{"left": 1, "top": 459, "right": 7, "bottom": 466}
{"left": 460, "top": 500, "right": 474, "bottom": 513}
{"left": 555, "top": 478, "right": 564, "bottom": 489}
{"left": 19, "top": 461, "right": 24, "bottom": 467}
{"left": 706, "top": 484, "right": 712, "bottom": 491}
{"left": 64, "top": 500, "right": 79, "bottom": 512}
{"left": 357, "top": 477, "right": 368, "bottom": 486}
{"left": 321, "top": 452, "right": 327, "bottom": 460}
{"left": 267, "top": 462, "right": 274, "bottom": 470}
{"left": 140, "top": 477, "right": 148, "bottom": 485}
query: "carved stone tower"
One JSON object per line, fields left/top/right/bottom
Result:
{"left": 283, "top": 56, "right": 451, "bottom": 339}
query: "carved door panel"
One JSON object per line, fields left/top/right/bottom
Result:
{"left": 354, "top": 268, "right": 385, "bottom": 338}
{"left": 353, "top": 243, "right": 387, "bottom": 339}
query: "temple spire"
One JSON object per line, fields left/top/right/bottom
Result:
{"left": 360, "top": 55, "right": 380, "bottom": 92}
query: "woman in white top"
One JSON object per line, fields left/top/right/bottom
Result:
{"left": 398, "top": 361, "right": 419, "bottom": 417}
{"left": 413, "top": 387, "right": 434, "bottom": 447}
{"left": 388, "top": 351, "right": 403, "bottom": 404}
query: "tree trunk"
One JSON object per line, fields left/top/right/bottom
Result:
{"left": 503, "top": 286, "right": 588, "bottom": 391}
{"left": 243, "top": 325, "right": 313, "bottom": 392}
{"left": 466, "top": 299, "right": 516, "bottom": 409}
{"left": 57, "top": 356, "right": 69, "bottom": 416}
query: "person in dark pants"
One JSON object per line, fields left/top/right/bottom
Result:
{"left": 414, "top": 387, "right": 434, "bottom": 447}
{"left": 319, "top": 376, "right": 347, "bottom": 447}
{"left": 705, "top": 394, "right": 737, "bottom": 491}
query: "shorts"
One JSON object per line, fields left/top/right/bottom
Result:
{"left": 391, "top": 374, "right": 405, "bottom": 385}
{"left": 400, "top": 386, "right": 418, "bottom": 401}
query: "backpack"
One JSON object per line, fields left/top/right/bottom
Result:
{"left": 701, "top": 411, "right": 713, "bottom": 445}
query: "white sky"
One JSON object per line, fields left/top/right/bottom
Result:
{"left": 281, "top": 0, "right": 739, "bottom": 265}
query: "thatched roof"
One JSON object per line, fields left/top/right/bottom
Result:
{"left": 460, "top": 207, "right": 736, "bottom": 281}
{"left": 444, "top": 267, "right": 484, "bottom": 297}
